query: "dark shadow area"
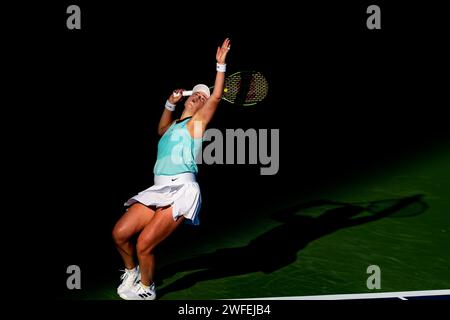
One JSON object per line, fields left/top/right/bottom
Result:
{"left": 156, "top": 194, "right": 427, "bottom": 297}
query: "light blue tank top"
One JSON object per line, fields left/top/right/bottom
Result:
{"left": 153, "top": 117, "right": 202, "bottom": 176}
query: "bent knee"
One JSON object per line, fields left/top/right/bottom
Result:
{"left": 112, "top": 223, "right": 132, "bottom": 244}
{"left": 136, "top": 235, "right": 156, "bottom": 256}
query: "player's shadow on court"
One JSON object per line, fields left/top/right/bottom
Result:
{"left": 156, "top": 194, "right": 427, "bottom": 297}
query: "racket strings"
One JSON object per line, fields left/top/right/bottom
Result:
{"left": 224, "top": 72, "right": 268, "bottom": 106}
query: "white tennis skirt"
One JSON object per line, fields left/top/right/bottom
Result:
{"left": 124, "top": 172, "right": 201, "bottom": 225}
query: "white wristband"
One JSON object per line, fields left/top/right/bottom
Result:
{"left": 165, "top": 100, "right": 176, "bottom": 111}
{"left": 216, "top": 63, "right": 226, "bottom": 72}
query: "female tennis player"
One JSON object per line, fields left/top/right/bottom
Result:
{"left": 112, "top": 38, "right": 231, "bottom": 300}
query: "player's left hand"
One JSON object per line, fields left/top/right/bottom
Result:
{"left": 216, "top": 38, "right": 231, "bottom": 64}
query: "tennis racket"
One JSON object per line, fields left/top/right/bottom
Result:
{"left": 177, "top": 71, "right": 269, "bottom": 106}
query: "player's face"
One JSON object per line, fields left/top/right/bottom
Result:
{"left": 185, "top": 92, "right": 208, "bottom": 113}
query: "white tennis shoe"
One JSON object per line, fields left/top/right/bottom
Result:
{"left": 121, "top": 282, "right": 156, "bottom": 300}
{"left": 117, "top": 266, "right": 141, "bottom": 299}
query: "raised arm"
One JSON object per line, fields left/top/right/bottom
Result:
{"left": 157, "top": 89, "right": 183, "bottom": 136}
{"left": 192, "top": 38, "right": 231, "bottom": 126}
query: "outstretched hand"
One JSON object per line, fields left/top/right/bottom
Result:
{"left": 216, "top": 38, "right": 231, "bottom": 64}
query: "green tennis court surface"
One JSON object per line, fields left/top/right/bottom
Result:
{"left": 77, "top": 145, "right": 450, "bottom": 300}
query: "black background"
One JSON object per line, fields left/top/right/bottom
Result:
{"left": 7, "top": 0, "right": 449, "bottom": 304}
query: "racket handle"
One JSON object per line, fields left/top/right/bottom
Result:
{"left": 182, "top": 90, "right": 193, "bottom": 96}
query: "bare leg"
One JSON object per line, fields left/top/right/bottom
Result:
{"left": 136, "top": 206, "right": 184, "bottom": 286}
{"left": 112, "top": 203, "right": 156, "bottom": 269}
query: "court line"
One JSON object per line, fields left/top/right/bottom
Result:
{"left": 235, "top": 289, "right": 450, "bottom": 300}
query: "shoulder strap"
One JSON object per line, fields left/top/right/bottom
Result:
{"left": 175, "top": 116, "right": 193, "bottom": 124}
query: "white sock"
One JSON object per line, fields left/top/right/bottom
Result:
{"left": 140, "top": 283, "right": 150, "bottom": 290}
